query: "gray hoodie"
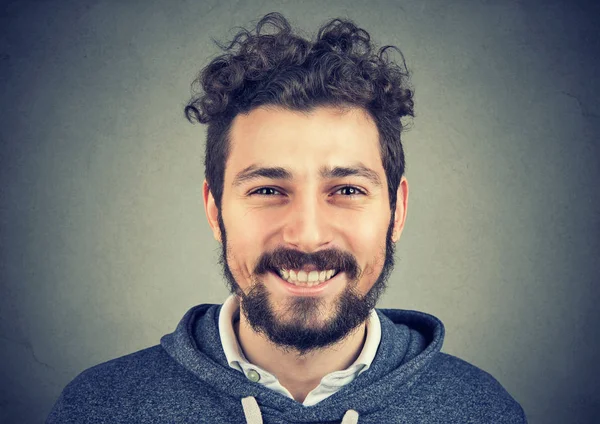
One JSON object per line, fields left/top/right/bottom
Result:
{"left": 47, "top": 303, "right": 527, "bottom": 423}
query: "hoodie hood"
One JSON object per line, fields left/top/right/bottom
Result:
{"left": 160, "top": 303, "right": 444, "bottom": 423}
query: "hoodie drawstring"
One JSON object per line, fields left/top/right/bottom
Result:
{"left": 241, "top": 396, "right": 359, "bottom": 424}
{"left": 341, "top": 409, "right": 359, "bottom": 424}
{"left": 242, "top": 396, "right": 263, "bottom": 424}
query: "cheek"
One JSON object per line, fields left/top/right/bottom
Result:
{"left": 347, "top": 210, "right": 389, "bottom": 247}
{"left": 347, "top": 215, "right": 390, "bottom": 282}
{"left": 222, "top": 204, "right": 271, "bottom": 273}
{"left": 225, "top": 200, "right": 281, "bottom": 243}
{"left": 229, "top": 210, "right": 272, "bottom": 243}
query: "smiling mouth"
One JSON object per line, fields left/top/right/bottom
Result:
{"left": 274, "top": 268, "right": 340, "bottom": 287}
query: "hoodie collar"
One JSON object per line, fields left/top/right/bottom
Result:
{"left": 160, "top": 303, "right": 444, "bottom": 422}
{"left": 218, "top": 294, "right": 382, "bottom": 375}
{"left": 218, "top": 294, "right": 382, "bottom": 406}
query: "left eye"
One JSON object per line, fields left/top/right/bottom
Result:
{"left": 335, "top": 186, "right": 365, "bottom": 196}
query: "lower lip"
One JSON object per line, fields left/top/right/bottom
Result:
{"left": 270, "top": 271, "right": 340, "bottom": 296}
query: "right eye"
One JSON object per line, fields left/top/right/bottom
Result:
{"left": 250, "top": 187, "right": 283, "bottom": 196}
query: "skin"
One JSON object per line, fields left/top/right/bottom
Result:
{"left": 203, "top": 105, "right": 408, "bottom": 402}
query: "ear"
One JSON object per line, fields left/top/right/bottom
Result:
{"left": 391, "top": 177, "right": 409, "bottom": 243}
{"left": 203, "top": 179, "right": 222, "bottom": 243}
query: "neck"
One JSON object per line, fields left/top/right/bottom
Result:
{"left": 234, "top": 307, "right": 368, "bottom": 403}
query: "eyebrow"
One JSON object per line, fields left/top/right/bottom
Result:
{"left": 321, "top": 165, "right": 382, "bottom": 187}
{"left": 232, "top": 163, "right": 382, "bottom": 187}
{"left": 232, "top": 166, "right": 292, "bottom": 187}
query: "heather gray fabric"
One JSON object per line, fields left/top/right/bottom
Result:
{"left": 46, "top": 304, "right": 527, "bottom": 423}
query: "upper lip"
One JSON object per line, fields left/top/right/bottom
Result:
{"left": 275, "top": 265, "right": 326, "bottom": 272}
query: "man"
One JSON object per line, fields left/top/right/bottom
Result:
{"left": 47, "top": 12, "right": 526, "bottom": 423}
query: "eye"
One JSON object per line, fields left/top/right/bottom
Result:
{"left": 334, "top": 186, "right": 366, "bottom": 196}
{"left": 250, "top": 187, "right": 283, "bottom": 196}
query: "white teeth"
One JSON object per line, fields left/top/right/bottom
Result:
{"left": 277, "top": 268, "right": 337, "bottom": 286}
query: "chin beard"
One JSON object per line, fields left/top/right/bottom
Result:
{"left": 217, "top": 212, "right": 396, "bottom": 356}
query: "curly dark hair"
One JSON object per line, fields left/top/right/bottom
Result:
{"left": 185, "top": 12, "right": 414, "bottom": 213}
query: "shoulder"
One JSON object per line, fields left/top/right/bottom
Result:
{"left": 416, "top": 353, "right": 527, "bottom": 423}
{"left": 63, "top": 344, "right": 173, "bottom": 390}
{"left": 46, "top": 345, "right": 186, "bottom": 423}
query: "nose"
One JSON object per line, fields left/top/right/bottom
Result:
{"left": 282, "top": 193, "right": 333, "bottom": 252}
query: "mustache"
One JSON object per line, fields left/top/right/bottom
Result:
{"left": 254, "top": 247, "right": 361, "bottom": 281}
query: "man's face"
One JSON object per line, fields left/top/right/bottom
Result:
{"left": 204, "top": 105, "right": 408, "bottom": 355}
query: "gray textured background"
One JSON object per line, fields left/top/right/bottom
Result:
{"left": 1, "top": 0, "right": 599, "bottom": 423}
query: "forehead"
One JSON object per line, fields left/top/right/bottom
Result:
{"left": 226, "top": 106, "right": 383, "bottom": 182}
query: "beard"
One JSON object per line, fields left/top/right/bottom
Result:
{"left": 217, "top": 212, "right": 396, "bottom": 356}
